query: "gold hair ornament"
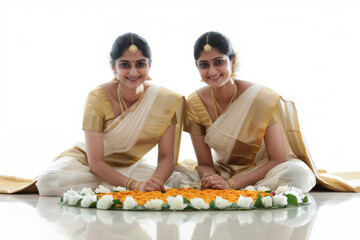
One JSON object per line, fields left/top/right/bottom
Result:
{"left": 128, "top": 33, "right": 138, "bottom": 53}
{"left": 204, "top": 32, "right": 212, "bottom": 52}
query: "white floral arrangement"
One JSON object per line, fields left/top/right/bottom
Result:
{"left": 60, "top": 185, "right": 309, "bottom": 211}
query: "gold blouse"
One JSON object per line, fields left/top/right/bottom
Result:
{"left": 57, "top": 83, "right": 182, "bottom": 167}
{"left": 184, "top": 91, "right": 281, "bottom": 136}
{"left": 82, "top": 86, "right": 176, "bottom": 133}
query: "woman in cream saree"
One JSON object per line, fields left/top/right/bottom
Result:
{"left": 184, "top": 31, "right": 359, "bottom": 192}
{"left": 0, "top": 32, "right": 197, "bottom": 196}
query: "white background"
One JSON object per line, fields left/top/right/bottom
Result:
{"left": 1, "top": 0, "right": 359, "bottom": 178}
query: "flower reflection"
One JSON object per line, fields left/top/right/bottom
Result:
{"left": 35, "top": 195, "right": 317, "bottom": 240}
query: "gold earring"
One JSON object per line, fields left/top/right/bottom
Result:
{"left": 200, "top": 79, "right": 204, "bottom": 82}
{"left": 231, "top": 72, "right": 237, "bottom": 79}
{"left": 146, "top": 76, "right": 152, "bottom": 80}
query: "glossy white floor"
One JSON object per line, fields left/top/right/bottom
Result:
{"left": 0, "top": 192, "right": 359, "bottom": 240}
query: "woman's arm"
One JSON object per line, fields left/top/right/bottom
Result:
{"left": 85, "top": 130, "right": 133, "bottom": 188}
{"left": 190, "top": 134, "right": 223, "bottom": 189}
{"left": 231, "top": 122, "right": 286, "bottom": 189}
{"left": 139, "top": 124, "right": 176, "bottom": 192}
{"left": 190, "top": 135, "right": 216, "bottom": 178}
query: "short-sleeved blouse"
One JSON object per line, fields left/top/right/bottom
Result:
{"left": 82, "top": 86, "right": 176, "bottom": 133}
{"left": 184, "top": 91, "right": 281, "bottom": 136}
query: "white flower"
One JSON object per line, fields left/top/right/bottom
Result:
{"left": 190, "top": 198, "right": 210, "bottom": 210}
{"left": 96, "top": 195, "right": 113, "bottom": 210}
{"left": 261, "top": 196, "right": 273, "bottom": 208}
{"left": 123, "top": 196, "right": 138, "bottom": 210}
{"left": 167, "top": 195, "right": 188, "bottom": 211}
{"left": 113, "top": 186, "right": 127, "bottom": 192}
{"left": 68, "top": 193, "right": 82, "bottom": 206}
{"left": 80, "top": 195, "right": 97, "bottom": 208}
{"left": 215, "top": 197, "right": 232, "bottom": 209}
{"left": 289, "top": 186, "right": 306, "bottom": 199}
{"left": 95, "top": 185, "right": 111, "bottom": 194}
{"left": 63, "top": 189, "right": 78, "bottom": 203}
{"left": 273, "top": 194, "right": 288, "bottom": 207}
{"left": 80, "top": 187, "right": 95, "bottom": 196}
{"left": 180, "top": 184, "right": 192, "bottom": 189}
{"left": 257, "top": 186, "right": 271, "bottom": 192}
{"left": 244, "top": 186, "right": 256, "bottom": 191}
{"left": 237, "top": 195, "right": 254, "bottom": 208}
{"left": 275, "top": 185, "right": 289, "bottom": 195}
{"left": 144, "top": 199, "right": 163, "bottom": 210}
{"left": 285, "top": 190, "right": 302, "bottom": 203}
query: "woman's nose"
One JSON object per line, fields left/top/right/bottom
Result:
{"left": 129, "top": 66, "right": 138, "bottom": 76}
{"left": 208, "top": 65, "right": 217, "bottom": 76}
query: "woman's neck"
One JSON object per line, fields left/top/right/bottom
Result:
{"left": 119, "top": 83, "right": 145, "bottom": 104}
{"left": 212, "top": 79, "right": 235, "bottom": 103}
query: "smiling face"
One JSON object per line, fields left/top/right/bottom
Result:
{"left": 111, "top": 49, "right": 151, "bottom": 91}
{"left": 197, "top": 48, "right": 235, "bottom": 88}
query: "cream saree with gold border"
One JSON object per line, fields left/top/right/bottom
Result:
{"left": 185, "top": 84, "right": 360, "bottom": 192}
{"left": 0, "top": 84, "right": 187, "bottom": 194}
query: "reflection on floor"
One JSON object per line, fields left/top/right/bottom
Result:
{"left": 0, "top": 192, "right": 359, "bottom": 240}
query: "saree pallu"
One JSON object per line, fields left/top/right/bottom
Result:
{"left": 185, "top": 84, "right": 360, "bottom": 192}
{"left": 0, "top": 84, "right": 186, "bottom": 194}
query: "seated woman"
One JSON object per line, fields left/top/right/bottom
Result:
{"left": 184, "top": 31, "right": 316, "bottom": 192}
{"left": 36, "top": 33, "right": 188, "bottom": 196}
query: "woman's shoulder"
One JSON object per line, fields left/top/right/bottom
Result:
{"left": 86, "top": 81, "right": 115, "bottom": 106}
{"left": 187, "top": 85, "right": 209, "bottom": 103}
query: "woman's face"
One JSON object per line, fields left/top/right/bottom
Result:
{"left": 112, "top": 49, "right": 151, "bottom": 90}
{"left": 196, "top": 48, "right": 235, "bottom": 88}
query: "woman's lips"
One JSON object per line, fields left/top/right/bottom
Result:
{"left": 127, "top": 76, "right": 141, "bottom": 81}
{"left": 208, "top": 74, "right": 222, "bottom": 81}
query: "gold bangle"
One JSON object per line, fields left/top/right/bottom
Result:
{"left": 152, "top": 175, "right": 164, "bottom": 184}
{"left": 226, "top": 178, "right": 235, "bottom": 189}
{"left": 125, "top": 178, "right": 135, "bottom": 190}
{"left": 135, "top": 181, "right": 143, "bottom": 190}
{"left": 202, "top": 173, "right": 214, "bottom": 180}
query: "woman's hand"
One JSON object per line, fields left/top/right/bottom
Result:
{"left": 201, "top": 174, "right": 231, "bottom": 190}
{"left": 138, "top": 176, "right": 165, "bottom": 192}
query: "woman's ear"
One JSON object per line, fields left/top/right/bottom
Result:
{"left": 110, "top": 61, "right": 116, "bottom": 74}
{"left": 231, "top": 55, "right": 237, "bottom": 69}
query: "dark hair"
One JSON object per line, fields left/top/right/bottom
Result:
{"left": 110, "top": 32, "right": 151, "bottom": 66}
{"left": 194, "top": 31, "right": 235, "bottom": 61}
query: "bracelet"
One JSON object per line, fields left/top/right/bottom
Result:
{"left": 203, "top": 173, "right": 214, "bottom": 179}
{"left": 226, "top": 178, "right": 235, "bottom": 189}
{"left": 125, "top": 178, "right": 135, "bottom": 190}
{"left": 152, "top": 175, "right": 164, "bottom": 184}
{"left": 135, "top": 181, "right": 143, "bottom": 190}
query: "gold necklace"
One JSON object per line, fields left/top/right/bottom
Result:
{"left": 117, "top": 83, "right": 145, "bottom": 119}
{"left": 210, "top": 82, "right": 238, "bottom": 119}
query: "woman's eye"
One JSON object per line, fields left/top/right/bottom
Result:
{"left": 215, "top": 60, "right": 224, "bottom": 65}
{"left": 136, "top": 62, "right": 146, "bottom": 67}
{"left": 120, "top": 63, "right": 129, "bottom": 68}
{"left": 199, "top": 63, "right": 209, "bottom": 69}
